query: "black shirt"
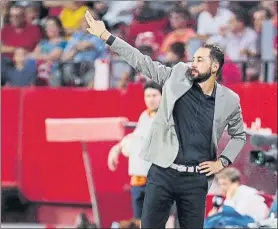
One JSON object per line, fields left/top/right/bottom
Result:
{"left": 173, "top": 83, "right": 216, "bottom": 166}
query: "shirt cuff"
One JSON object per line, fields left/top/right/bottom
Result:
{"left": 106, "top": 35, "right": 116, "bottom": 46}
{"left": 219, "top": 155, "right": 232, "bottom": 165}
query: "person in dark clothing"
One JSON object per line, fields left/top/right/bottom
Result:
{"left": 85, "top": 11, "right": 246, "bottom": 229}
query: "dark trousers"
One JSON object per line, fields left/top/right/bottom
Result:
{"left": 141, "top": 164, "right": 208, "bottom": 228}
{"left": 131, "top": 185, "right": 146, "bottom": 219}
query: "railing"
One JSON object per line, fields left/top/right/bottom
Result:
{"left": 56, "top": 58, "right": 277, "bottom": 89}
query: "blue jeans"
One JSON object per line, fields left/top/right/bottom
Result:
{"left": 131, "top": 186, "right": 146, "bottom": 219}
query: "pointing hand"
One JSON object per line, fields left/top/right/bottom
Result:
{"left": 85, "top": 10, "right": 108, "bottom": 39}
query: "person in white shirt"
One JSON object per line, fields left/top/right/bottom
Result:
{"left": 107, "top": 81, "right": 162, "bottom": 219}
{"left": 208, "top": 167, "right": 269, "bottom": 221}
{"left": 207, "top": 8, "right": 258, "bottom": 61}
{"left": 197, "top": 0, "right": 233, "bottom": 37}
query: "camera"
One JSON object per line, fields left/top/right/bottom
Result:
{"left": 250, "top": 134, "right": 277, "bottom": 171}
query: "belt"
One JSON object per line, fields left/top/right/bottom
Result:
{"left": 170, "top": 164, "right": 201, "bottom": 173}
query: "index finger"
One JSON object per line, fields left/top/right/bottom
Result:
{"left": 85, "top": 10, "right": 95, "bottom": 24}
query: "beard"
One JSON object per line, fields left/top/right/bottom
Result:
{"left": 189, "top": 68, "right": 212, "bottom": 83}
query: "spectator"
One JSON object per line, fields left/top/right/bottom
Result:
{"left": 92, "top": 1, "right": 109, "bottom": 20}
{"left": 208, "top": 167, "right": 269, "bottom": 221}
{"left": 160, "top": 7, "right": 196, "bottom": 54}
{"left": 260, "top": 0, "right": 277, "bottom": 24}
{"left": 208, "top": 8, "right": 258, "bottom": 61}
{"left": 62, "top": 17, "right": 107, "bottom": 63}
{"left": 165, "top": 42, "right": 186, "bottom": 67}
{"left": 110, "top": 23, "right": 133, "bottom": 89}
{"left": 133, "top": 0, "right": 165, "bottom": 23}
{"left": 1, "top": 4, "right": 42, "bottom": 59}
{"left": 251, "top": 6, "right": 272, "bottom": 34}
{"left": 29, "top": 17, "right": 67, "bottom": 84}
{"left": 197, "top": 0, "right": 233, "bottom": 38}
{"left": 51, "top": 17, "right": 107, "bottom": 87}
{"left": 126, "top": 0, "right": 168, "bottom": 46}
{"left": 4, "top": 48, "right": 36, "bottom": 87}
{"left": 59, "top": 1, "right": 88, "bottom": 38}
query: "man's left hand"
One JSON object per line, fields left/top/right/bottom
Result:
{"left": 199, "top": 160, "right": 224, "bottom": 176}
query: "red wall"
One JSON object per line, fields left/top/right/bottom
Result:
{"left": 1, "top": 83, "right": 277, "bottom": 227}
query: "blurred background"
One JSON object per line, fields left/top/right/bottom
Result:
{"left": 1, "top": 0, "right": 277, "bottom": 228}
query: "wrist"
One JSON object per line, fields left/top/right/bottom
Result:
{"left": 100, "top": 30, "right": 111, "bottom": 41}
{"left": 217, "top": 159, "right": 224, "bottom": 170}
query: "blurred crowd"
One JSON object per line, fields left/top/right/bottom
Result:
{"left": 1, "top": 0, "right": 277, "bottom": 88}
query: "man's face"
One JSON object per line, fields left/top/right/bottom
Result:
{"left": 217, "top": 177, "right": 233, "bottom": 195}
{"left": 10, "top": 7, "right": 25, "bottom": 27}
{"left": 144, "top": 88, "right": 161, "bottom": 111}
{"left": 206, "top": 0, "right": 219, "bottom": 15}
{"left": 170, "top": 12, "right": 186, "bottom": 30}
{"left": 191, "top": 47, "right": 217, "bottom": 83}
{"left": 253, "top": 10, "right": 266, "bottom": 32}
{"left": 229, "top": 14, "right": 243, "bottom": 33}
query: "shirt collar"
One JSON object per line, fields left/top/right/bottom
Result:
{"left": 193, "top": 82, "right": 217, "bottom": 99}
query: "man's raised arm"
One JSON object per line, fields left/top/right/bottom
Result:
{"left": 85, "top": 10, "right": 172, "bottom": 86}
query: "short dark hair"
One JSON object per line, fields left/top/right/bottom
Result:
{"left": 231, "top": 7, "right": 249, "bottom": 26}
{"left": 169, "top": 42, "right": 185, "bottom": 60}
{"left": 250, "top": 6, "right": 272, "bottom": 20}
{"left": 144, "top": 81, "right": 162, "bottom": 95}
{"left": 170, "top": 7, "right": 191, "bottom": 20}
{"left": 202, "top": 44, "right": 225, "bottom": 76}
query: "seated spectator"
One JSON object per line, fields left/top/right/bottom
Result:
{"left": 208, "top": 167, "right": 269, "bottom": 221}
{"left": 207, "top": 8, "right": 258, "bottom": 61}
{"left": 51, "top": 17, "right": 107, "bottom": 87}
{"left": 251, "top": 6, "right": 272, "bottom": 57}
{"left": 29, "top": 17, "right": 67, "bottom": 84}
{"left": 4, "top": 48, "right": 36, "bottom": 87}
{"left": 164, "top": 42, "right": 186, "bottom": 67}
{"left": 109, "top": 23, "right": 133, "bottom": 89}
{"left": 197, "top": 0, "right": 233, "bottom": 38}
{"left": 59, "top": 1, "right": 88, "bottom": 38}
{"left": 126, "top": 0, "right": 168, "bottom": 45}
{"left": 160, "top": 7, "right": 196, "bottom": 54}
{"left": 61, "top": 17, "right": 107, "bottom": 63}
{"left": 1, "top": 4, "right": 42, "bottom": 59}
{"left": 260, "top": 0, "right": 277, "bottom": 25}
{"left": 133, "top": 0, "right": 165, "bottom": 23}
{"left": 207, "top": 8, "right": 259, "bottom": 81}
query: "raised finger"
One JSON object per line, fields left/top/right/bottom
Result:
{"left": 85, "top": 10, "right": 95, "bottom": 24}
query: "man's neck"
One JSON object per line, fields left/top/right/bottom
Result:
{"left": 198, "top": 76, "right": 216, "bottom": 96}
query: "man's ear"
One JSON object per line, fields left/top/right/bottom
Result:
{"left": 212, "top": 62, "right": 220, "bottom": 74}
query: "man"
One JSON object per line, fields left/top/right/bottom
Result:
{"left": 107, "top": 82, "right": 162, "bottom": 219}
{"left": 85, "top": 10, "right": 246, "bottom": 228}
{"left": 197, "top": 0, "right": 233, "bottom": 37}
{"left": 208, "top": 167, "right": 268, "bottom": 221}
{"left": 1, "top": 4, "right": 42, "bottom": 59}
